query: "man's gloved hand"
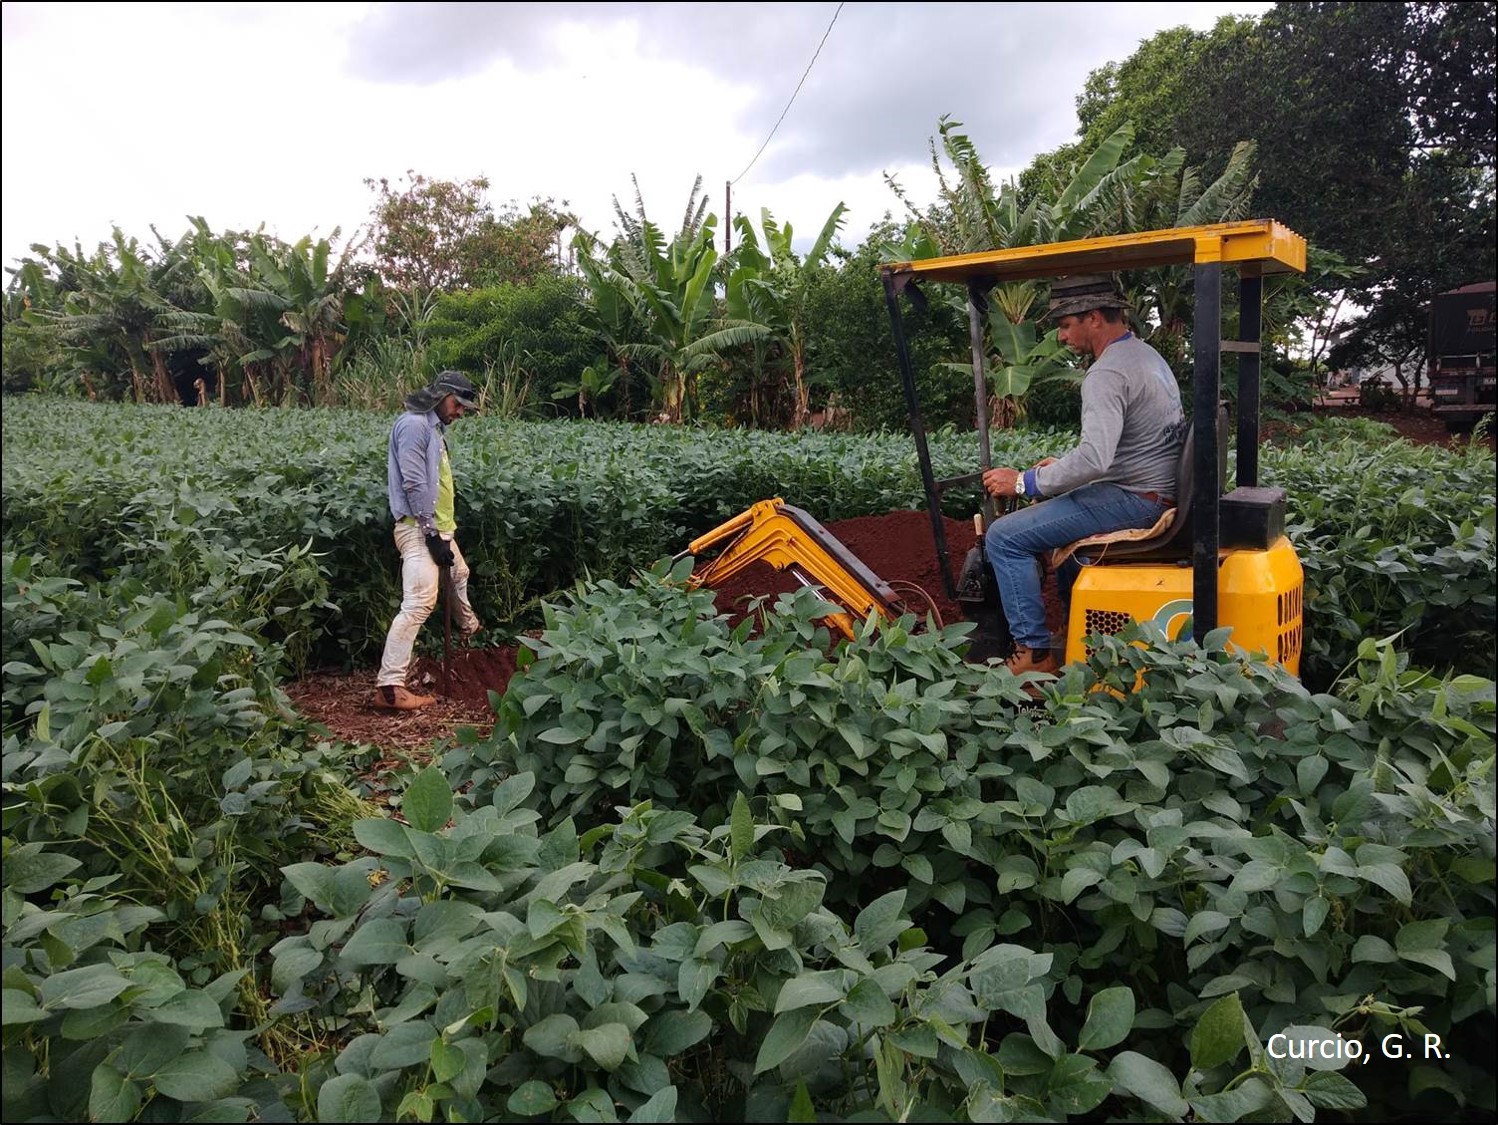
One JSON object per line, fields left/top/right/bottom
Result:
{"left": 425, "top": 534, "right": 455, "bottom": 568}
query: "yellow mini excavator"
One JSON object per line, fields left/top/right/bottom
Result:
{"left": 682, "top": 220, "right": 1308, "bottom": 677}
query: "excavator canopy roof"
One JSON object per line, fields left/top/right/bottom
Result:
{"left": 880, "top": 219, "right": 1306, "bottom": 286}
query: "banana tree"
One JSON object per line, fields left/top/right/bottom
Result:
{"left": 729, "top": 204, "right": 848, "bottom": 427}
{"left": 221, "top": 234, "right": 349, "bottom": 405}
{"left": 576, "top": 180, "right": 768, "bottom": 423}
{"left": 34, "top": 229, "right": 194, "bottom": 402}
{"left": 723, "top": 257, "right": 788, "bottom": 427}
{"left": 550, "top": 360, "right": 620, "bottom": 419}
{"left": 266, "top": 236, "right": 347, "bottom": 405}
{"left": 892, "top": 117, "right": 1263, "bottom": 404}
{"left": 619, "top": 218, "right": 762, "bottom": 423}
{"left": 575, "top": 236, "right": 646, "bottom": 417}
{"left": 941, "top": 306, "right": 1080, "bottom": 429}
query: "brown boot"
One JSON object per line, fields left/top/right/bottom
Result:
{"left": 1004, "top": 645, "right": 1060, "bottom": 677}
{"left": 372, "top": 685, "right": 436, "bottom": 711}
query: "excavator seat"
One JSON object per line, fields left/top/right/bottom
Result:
{"left": 1058, "top": 407, "right": 1228, "bottom": 566}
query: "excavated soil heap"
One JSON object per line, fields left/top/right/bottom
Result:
{"left": 287, "top": 507, "right": 1064, "bottom": 750}
{"left": 285, "top": 646, "right": 519, "bottom": 752}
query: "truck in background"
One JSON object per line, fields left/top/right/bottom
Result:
{"left": 1428, "top": 282, "right": 1496, "bottom": 431}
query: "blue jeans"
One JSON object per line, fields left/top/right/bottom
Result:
{"left": 984, "top": 483, "right": 1171, "bottom": 650}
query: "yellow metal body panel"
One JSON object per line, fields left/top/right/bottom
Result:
{"left": 882, "top": 220, "right": 1307, "bottom": 285}
{"left": 1064, "top": 538, "right": 1304, "bottom": 676}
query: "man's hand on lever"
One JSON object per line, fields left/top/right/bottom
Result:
{"left": 983, "top": 467, "right": 1022, "bottom": 498}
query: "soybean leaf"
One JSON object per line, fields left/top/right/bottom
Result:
{"left": 152, "top": 1050, "right": 239, "bottom": 1103}
{"left": 508, "top": 1081, "right": 559, "bottom": 1115}
{"left": 853, "top": 890, "right": 907, "bottom": 953}
{"left": 525, "top": 1014, "right": 583, "bottom": 1062}
{"left": 1189, "top": 1075, "right": 1273, "bottom": 1121}
{"left": 1304, "top": 1071, "right": 1368, "bottom": 1110}
{"left": 1190, "top": 992, "right": 1248, "bottom": 1072}
{"left": 39, "top": 964, "right": 131, "bottom": 1010}
{"left": 643, "top": 1009, "right": 712, "bottom": 1057}
{"left": 89, "top": 1065, "right": 141, "bottom": 1123}
{"left": 317, "top": 1074, "right": 383, "bottom": 1123}
{"left": 1, "top": 989, "right": 46, "bottom": 1024}
{"left": 403, "top": 769, "right": 454, "bottom": 834}
{"left": 1078, "top": 986, "right": 1135, "bottom": 1052}
{"left": 842, "top": 978, "right": 899, "bottom": 1029}
{"left": 627, "top": 1085, "right": 678, "bottom": 1122}
{"left": 1303, "top": 896, "right": 1330, "bottom": 938}
{"left": 4, "top": 844, "right": 81, "bottom": 894}
{"left": 339, "top": 918, "right": 408, "bottom": 967}
{"left": 353, "top": 818, "right": 414, "bottom": 858}
{"left": 775, "top": 970, "right": 847, "bottom": 1014}
{"left": 755, "top": 1008, "right": 818, "bottom": 1074}
{"left": 1107, "top": 1050, "right": 1188, "bottom": 1117}
{"left": 573, "top": 1023, "right": 632, "bottom": 1071}
{"left": 730, "top": 792, "right": 753, "bottom": 864}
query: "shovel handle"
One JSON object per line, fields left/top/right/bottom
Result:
{"left": 441, "top": 563, "right": 452, "bottom": 698}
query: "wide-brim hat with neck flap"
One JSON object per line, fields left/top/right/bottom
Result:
{"left": 404, "top": 370, "right": 479, "bottom": 413}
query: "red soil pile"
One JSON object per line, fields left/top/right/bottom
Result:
{"left": 410, "top": 646, "right": 520, "bottom": 709}
{"left": 284, "top": 645, "right": 519, "bottom": 752}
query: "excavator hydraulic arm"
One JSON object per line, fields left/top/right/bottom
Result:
{"left": 677, "top": 498, "right": 905, "bottom": 640}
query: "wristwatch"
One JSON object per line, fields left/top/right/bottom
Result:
{"left": 1014, "top": 473, "right": 1027, "bottom": 497}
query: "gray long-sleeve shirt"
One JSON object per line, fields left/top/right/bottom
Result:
{"left": 1035, "top": 333, "right": 1184, "bottom": 498}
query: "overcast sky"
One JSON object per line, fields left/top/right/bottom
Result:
{"left": 0, "top": 1, "right": 1272, "bottom": 273}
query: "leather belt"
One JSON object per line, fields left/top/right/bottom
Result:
{"left": 1138, "top": 491, "right": 1175, "bottom": 505}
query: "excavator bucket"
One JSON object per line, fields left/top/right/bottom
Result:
{"left": 678, "top": 498, "right": 907, "bottom": 640}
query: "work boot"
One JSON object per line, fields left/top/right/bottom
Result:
{"left": 1004, "top": 645, "right": 1060, "bottom": 677}
{"left": 372, "top": 685, "right": 436, "bottom": 711}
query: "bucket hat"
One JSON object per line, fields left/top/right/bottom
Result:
{"left": 1040, "top": 274, "right": 1131, "bottom": 322}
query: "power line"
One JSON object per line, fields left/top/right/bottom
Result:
{"left": 730, "top": 2, "right": 844, "bottom": 186}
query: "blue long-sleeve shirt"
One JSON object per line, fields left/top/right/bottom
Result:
{"left": 386, "top": 410, "right": 447, "bottom": 525}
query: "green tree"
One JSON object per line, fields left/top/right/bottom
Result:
{"left": 27, "top": 229, "right": 199, "bottom": 403}
{"left": 801, "top": 231, "right": 971, "bottom": 432}
{"left": 1019, "top": 2, "right": 1495, "bottom": 399}
{"left": 363, "top": 172, "right": 574, "bottom": 291}
{"left": 426, "top": 275, "right": 594, "bottom": 410}
{"left": 1, "top": 259, "right": 67, "bottom": 393}
{"left": 1179, "top": 3, "right": 1494, "bottom": 378}
{"left": 1399, "top": 1, "right": 1495, "bottom": 170}
{"left": 888, "top": 118, "right": 1260, "bottom": 420}
{"left": 720, "top": 255, "right": 789, "bottom": 427}
{"left": 1073, "top": 19, "right": 1256, "bottom": 161}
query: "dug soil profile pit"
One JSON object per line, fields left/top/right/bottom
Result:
{"left": 285, "top": 506, "right": 1064, "bottom": 749}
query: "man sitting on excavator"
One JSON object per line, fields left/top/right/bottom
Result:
{"left": 981, "top": 275, "right": 1185, "bottom": 676}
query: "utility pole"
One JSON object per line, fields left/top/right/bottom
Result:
{"left": 725, "top": 181, "right": 732, "bottom": 256}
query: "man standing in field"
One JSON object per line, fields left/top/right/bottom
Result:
{"left": 374, "top": 370, "right": 484, "bottom": 710}
{"left": 982, "top": 275, "right": 1184, "bottom": 677}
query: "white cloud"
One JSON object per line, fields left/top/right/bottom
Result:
{"left": 1, "top": 1, "right": 1272, "bottom": 272}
